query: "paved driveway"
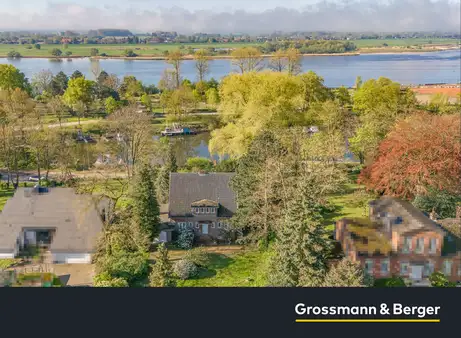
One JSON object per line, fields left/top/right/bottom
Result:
{"left": 53, "top": 264, "right": 95, "bottom": 286}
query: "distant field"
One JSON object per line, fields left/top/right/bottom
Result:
{"left": 0, "top": 38, "right": 459, "bottom": 57}
{"left": 0, "top": 42, "right": 261, "bottom": 57}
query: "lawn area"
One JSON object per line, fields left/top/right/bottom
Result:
{"left": 151, "top": 246, "right": 272, "bottom": 287}
{"left": 322, "top": 171, "right": 369, "bottom": 232}
{"left": 348, "top": 38, "right": 460, "bottom": 48}
{"left": 0, "top": 187, "right": 15, "bottom": 211}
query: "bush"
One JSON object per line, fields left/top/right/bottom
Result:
{"left": 413, "top": 188, "right": 461, "bottom": 219}
{"left": 98, "top": 251, "right": 149, "bottom": 285}
{"left": 176, "top": 227, "right": 195, "bottom": 250}
{"left": 124, "top": 49, "right": 138, "bottom": 57}
{"left": 94, "top": 272, "right": 129, "bottom": 287}
{"left": 174, "top": 259, "right": 198, "bottom": 280}
{"left": 183, "top": 247, "right": 210, "bottom": 268}
{"left": 373, "top": 277, "right": 407, "bottom": 287}
{"left": 429, "top": 272, "right": 456, "bottom": 287}
{"left": 7, "top": 51, "right": 22, "bottom": 58}
{"left": 51, "top": 48, "right": 63, "bottom": 57}
{"left": 185, "top": 157, "right": 214, "bottom": 172}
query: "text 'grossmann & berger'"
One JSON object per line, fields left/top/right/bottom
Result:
{"left": 295, "top": 303, "right": 441, "bottom": 319}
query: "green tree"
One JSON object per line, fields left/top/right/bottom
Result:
{"left": 50, "top": 71, "right": 69, "bottom": 95}
{"left": 34, "top": 44, "right": 41, "bottom": 50}
{"left": 51, "top": 48, "right": 63, "bottom": 57}
{"left": 132, "top": 164, "right": 161, "bottom": 240}
{"left": 90, "top": 48, "right": 100, "bottom": 57}
{"left": 62, "top": 76, "right": 94, "bottom": 124}
{"left": 205, "top": 87, "right": 220, "bottom": 108}
{"left": 140, "top": 93, "right": 152, "bottom": 111}
{"left": 71, "top": 70, "right": 84, "bottom": 79}
{"left": 185, "top": 157, "right": 214, "bottom": 172}
{"left": 156, "top": 145, "right": 177, "bottom": 204}
{"left": 269, "top": 175, "right": 332, "bottom": 287}
{"left": 323, "top": 258, "right": 373, "bottom": 287}
{"left": 0, "top": 64, "right": 29, "bottom": 92}
{"left": 149, "top": 243, "right": 176, "bottom": 287}
{"left": 104, "top": 96, "right": 119, "bottom": 114}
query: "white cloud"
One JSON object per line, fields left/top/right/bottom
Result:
{"left": 0, "top": 0, "right": 459, "bottom": 33}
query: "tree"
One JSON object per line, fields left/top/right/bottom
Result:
{"left": 185, "top": 157, "right": 214, "bottom": 172}
{"left": 123, "top": 49, "right": 137, "bottom": 57}
{"left": 62, "top": 76, "right": 94, "bottom": 124}
{"left": 156, "top": 144, "right": 177, "bottom": 204}
{"left": 359, "top": 112, "right": 461, "bottom": 199}
{"left": 120, "top": 75, "right": 143, "bottom": 101}
{"left": 158, "top": 69, "right": 177, "bottom": 92}
{"left": 90, "top": 48, "right": 100, "bottom": 57}
{"left": 149, "top": 243, "right": 176, "bottom": 287}
{"left": 166, "top": 49, "right": 183, "bottom": 89}
{"left": 70, "top": 70, "right": 84, "bottom": 79}
{"left": 34, "top": 44, "right": 41, "bottom": 50}
{"left": 107, "top": 105, "right": 153, "bottom": 177}
{"left": 51, "top": 48, "right": 62, "bottom": 57}
{"left": 47, "top": 96, "right": 67, "bottom": 127}
{"left": 161, "top": 86, "right": 196, "bottom": 120}
{"left": 104, "top": 96, "right": 119, "bottom": 114}
{"left": 205, "top": 88, "right": 220, "bottom": 108}
{"left": 413, "top": 188, "right": 461, "bottom": 219}
{"left": 269, "top": 49, "right": 287, "bottom": 72}
{"left": 132, "top": 164, "right": 161, "bottom": 240}
{"left": 97, "top": 71, "right": 109, "bottom": 85}
{"left": 50, "top": 71, "right": 69, "bottom": 95}
{"left": 231, "top": 47, "right": 264, "bottom": 73}
{"left": 286, "top": 48, "right": 302, "bottom": 75}
{"left": 194, "top": 49, "right": 210, "bottom": 82}
{"left": 0, "top": 64, "right": 29, "bottom": 93}
{"left": 269, "top": 174, "right": 332, "bottom": 287}
{"left": 140, "top": 93, "right": 152, "bottom": 112}
{"left": 31, "top": 70, "right": 54, "bottom": 96}
{"left": 323, "top": 259, "right": 373, "bottom": 287}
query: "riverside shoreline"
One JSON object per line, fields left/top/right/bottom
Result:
{"left": 4, "top": 45, "right": 459, "bottom": 60}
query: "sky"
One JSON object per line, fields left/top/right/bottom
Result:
{"left": 0, "top": 0, "right": 460, "bottom": 33}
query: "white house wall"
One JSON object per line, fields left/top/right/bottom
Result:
{"left": 0, "top": 253, "right": 15, "bottom": 259}
{"left": 51, "top": 253, "right": 92, "bottom": 264}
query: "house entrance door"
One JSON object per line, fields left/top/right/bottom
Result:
{"left": 410, "top": 265, "right": 423, "bottom": 280}
{"left": 202, "top": 224, "right": 209, "bottom": 235}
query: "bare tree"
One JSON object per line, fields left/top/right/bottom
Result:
{"left": 286, "top": 48, "right": 302, "bottom": 75}
{"left": 166, "top": 49, "right": 183, "bottom": 89}
{"left": 193, "top": 49, "right": 210, "bottom": 82}
{"left": 47, "top": 96, "right": 67, "bottom": 127}
{"left": 107, "top": 105, "right": 153, "bottom": 178}
{"left": 231, "top": 47, "right": 264, "bottom": 73}
{"left": 31, "top": 69, "right": 54, "bottom": 97}
{"left": 269, "top": 49, "right": 287, "bottom": 72}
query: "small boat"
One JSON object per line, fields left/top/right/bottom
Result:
{"left": 161, "top": 123, "right": 196, "bottom": 137}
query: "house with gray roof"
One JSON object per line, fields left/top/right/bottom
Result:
{"left": 169, "top": 172, "right": 237, "bottom": 242}
{"left": 0, "top": 186, "right": 108, "bottom": 264}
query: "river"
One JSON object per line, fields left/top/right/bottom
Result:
{"left": 1, "top": 49, "right": 460, "bottom": 87}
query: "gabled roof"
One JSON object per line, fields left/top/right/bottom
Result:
{"left": 0, "top": 187, "right": 108, "bottom": 253}
{"left": 370, "top": 197, "right": 445, "bottom": 235}
{"left": 169, "top": 173, "right": 236, "bottom": 218}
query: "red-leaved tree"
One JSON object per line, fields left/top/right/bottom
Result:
{"left": 359, "top": 112, "right": 461, "bottom": 199}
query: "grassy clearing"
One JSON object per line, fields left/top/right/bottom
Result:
{"left": 151, "top": 246, "right": 272, "bottom": 287}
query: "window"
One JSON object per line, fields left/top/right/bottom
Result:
{"left": 442, "top": 260, "right": 452, "bottom": 276}
{"left": 415, "top": 238, "right": 424, "bottom": 254}
{"left": 188, "top": 222, "right": 193, "bottom": 227}
{"left": 223, "top": 222, "right": 228, "bottom": 229}
{"left": 210, "top": 207, "right": 215, "bottom": 214}
{"left": 206, "top": 208, "right": 210, "bottom": 213}
{"left": 211, "top": 222, "right": 216, "bottom": 228}
{"left": 381, "top": 259, "right": 390, "bottom": 275}
{"left": 402, "top": 237, "right": 412, "bottom": 253}
{"left": 429, "top": 238, "right": 437, "bottom": 254}
{"left": 217, "top": 222, "right": 222, "bottom": 228}
{"left": 424, "top": 261, "right": 434, "bottom": 277}
{"left": 458, "top": 264, "right": 461, "bottom": 277}
{"left": 200, "top": 207, "right": 204, "bottom": 214}
{"left": 195, "top": 223, "right": 199, "bottom": 229}
{"left": 365, "top": 260, "right": 374, "bottom": 275}
{"left": 400, "top": 262, "right": 409, "bottom": 275}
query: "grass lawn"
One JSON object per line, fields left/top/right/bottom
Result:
{"left": 322, "top": 171, "right": 369, "bottom": 232}
{"left": 347, "top": 38, "right": 460, "bottom": 48}
{"left": 151, "top": 246, "right": 272, "bottom": 287}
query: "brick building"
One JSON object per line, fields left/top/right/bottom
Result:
{"left": 335, "top": 197, "right": 461, "bottom": 285}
